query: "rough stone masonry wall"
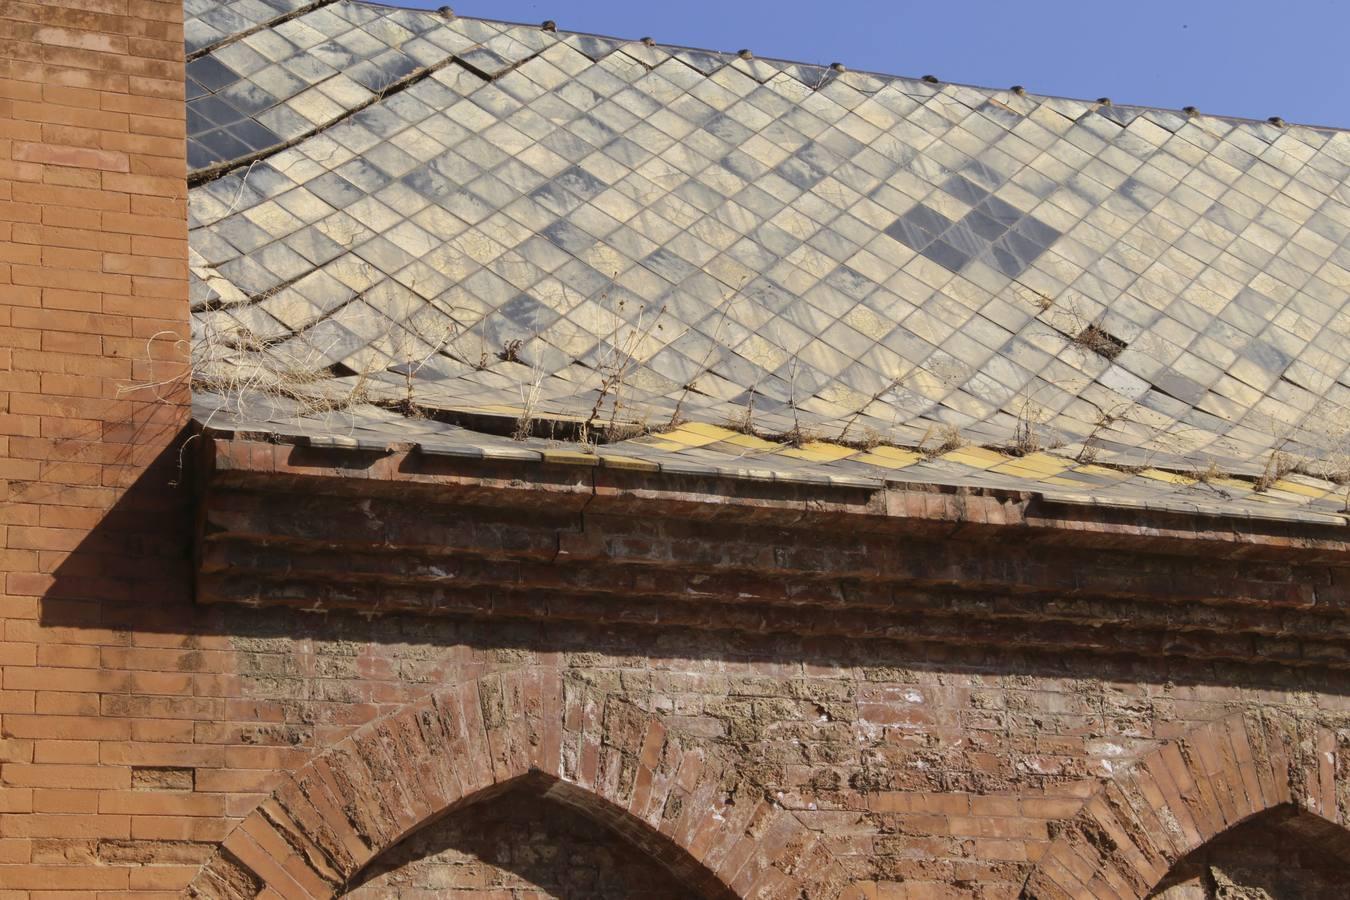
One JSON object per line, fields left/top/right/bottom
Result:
{"left": 190, "top": 609, "right": 1350, "bottom": 899}
{"left": 346, "top": 783, "right": 696, "bottom": 898}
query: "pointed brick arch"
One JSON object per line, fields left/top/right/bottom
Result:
{"left": 1021, "top": 712, "right": 1348, "bottom": 899}
{"left": 186, "top": 668, "right": 844, "bottom": 899}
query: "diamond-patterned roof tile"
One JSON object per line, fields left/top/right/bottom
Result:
{"left": 187, "top": 0, "right": 1350, "bottom": 524}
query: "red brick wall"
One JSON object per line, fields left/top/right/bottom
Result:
{"left": 0, "top": 0, "right": 199, "bottom": 893}
{"left": 0, "top": 0, "right": 190, "bottom": 594}
{"left": 180, "top": 629, "right": 1350, "bottom": 899}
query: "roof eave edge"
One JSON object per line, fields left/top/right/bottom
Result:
{"left": 199, "top": 433, "right": 1350, "bottom": 562}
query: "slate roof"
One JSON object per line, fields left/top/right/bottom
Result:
{"left": 186, "top": 0, "right": 1350, "bottom": 525}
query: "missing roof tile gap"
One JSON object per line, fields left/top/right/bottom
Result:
{"left": 1074, "top": 324, "right": 1127, "bottom": 361}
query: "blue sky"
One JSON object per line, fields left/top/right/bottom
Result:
{"left": 400, "top": 0, "right": 1350, "bottom": 128}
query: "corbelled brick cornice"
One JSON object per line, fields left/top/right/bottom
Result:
{"left": 196, "top": 437, "right": 1350, "bottom": 673}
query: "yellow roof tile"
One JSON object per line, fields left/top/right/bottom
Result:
{"left": 865, "top": 445, "right": 923, "bottom": 462}
{"left": 1005, "top": 452, "right": 1071, "bottom": 475}
{"left": 659, "top": 426, "right": 726, "bottom": 447}
{"left": 992, "top": 462, "right": 1051, "bottom": 479}
{"left": 1270, "top": 479, "right": 1326, "bottom": 498}
{"left": 1139, "top": 468, "right": 1195, "bottom": 485}
{"left": 542, "top": 449, "right": 599, "bottom": 466}
{"left": 600, "top": 454, "right": 660, "bottom": 471}
{"left": 1072, "top": 464, "right": 1130, "bottom": 480}
{"left": 681, "top": 421, "right": 738, "bottom": 439}
{"left": 721, "top": 432, "right": 781, "bottom": 450}
{"left": 781, "top": 441, "right": 857, "bottom": 462}
{"left": 941, "top": 447, "right": 1006, "bottom": 469}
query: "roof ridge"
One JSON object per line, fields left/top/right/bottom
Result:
{"left": 188, "top": 0, "right": 344, "bottom": 62}
{"left": 344, "top": 0, "right": 1350, "bottom": 135}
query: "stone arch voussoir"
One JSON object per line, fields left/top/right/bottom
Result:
{"left": 1020, "top": 710, "right": 1348, "bottom": 900}
{"left": 186, "top": 667, "right": 838, "bottom": 899}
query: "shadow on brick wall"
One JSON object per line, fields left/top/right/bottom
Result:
{"left": 42, "top": 430, "right": 198, "bottom": 634}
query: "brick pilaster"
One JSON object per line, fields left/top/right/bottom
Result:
{"left": 0, "top": 0, "right": 192, "bottom": 891}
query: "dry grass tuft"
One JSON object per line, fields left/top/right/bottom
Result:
{"left": 1071, "top": 324, "right": 1126, "bottom": 360}
{"left": 1010, "top": 394, "right": 1048, "bottom": 457}
{"left": 919, "top": 424, "right": 964, "bottom": 459}
{"left": 579, "top": 288, "right": 667, "bottom": 450}
{"left": 512, "top": 365, "right": 544, "bottom": 442}
{"left": 668, "top": 276, "right": 745, "bottom": 429}
{"left": 190, "top": 320, "right": 373, "bottom": 425}
{"left": 1254, "top": 449, "right": 1298, "bottom": 493}
{"left": 602, "top": 417, "right": 651, "bottom": 444}
{"left": 780, "top": 422, "right": 817, "bottom": 449}
{"left": 724, "top": 394, "right": 758, "bottom": 436}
